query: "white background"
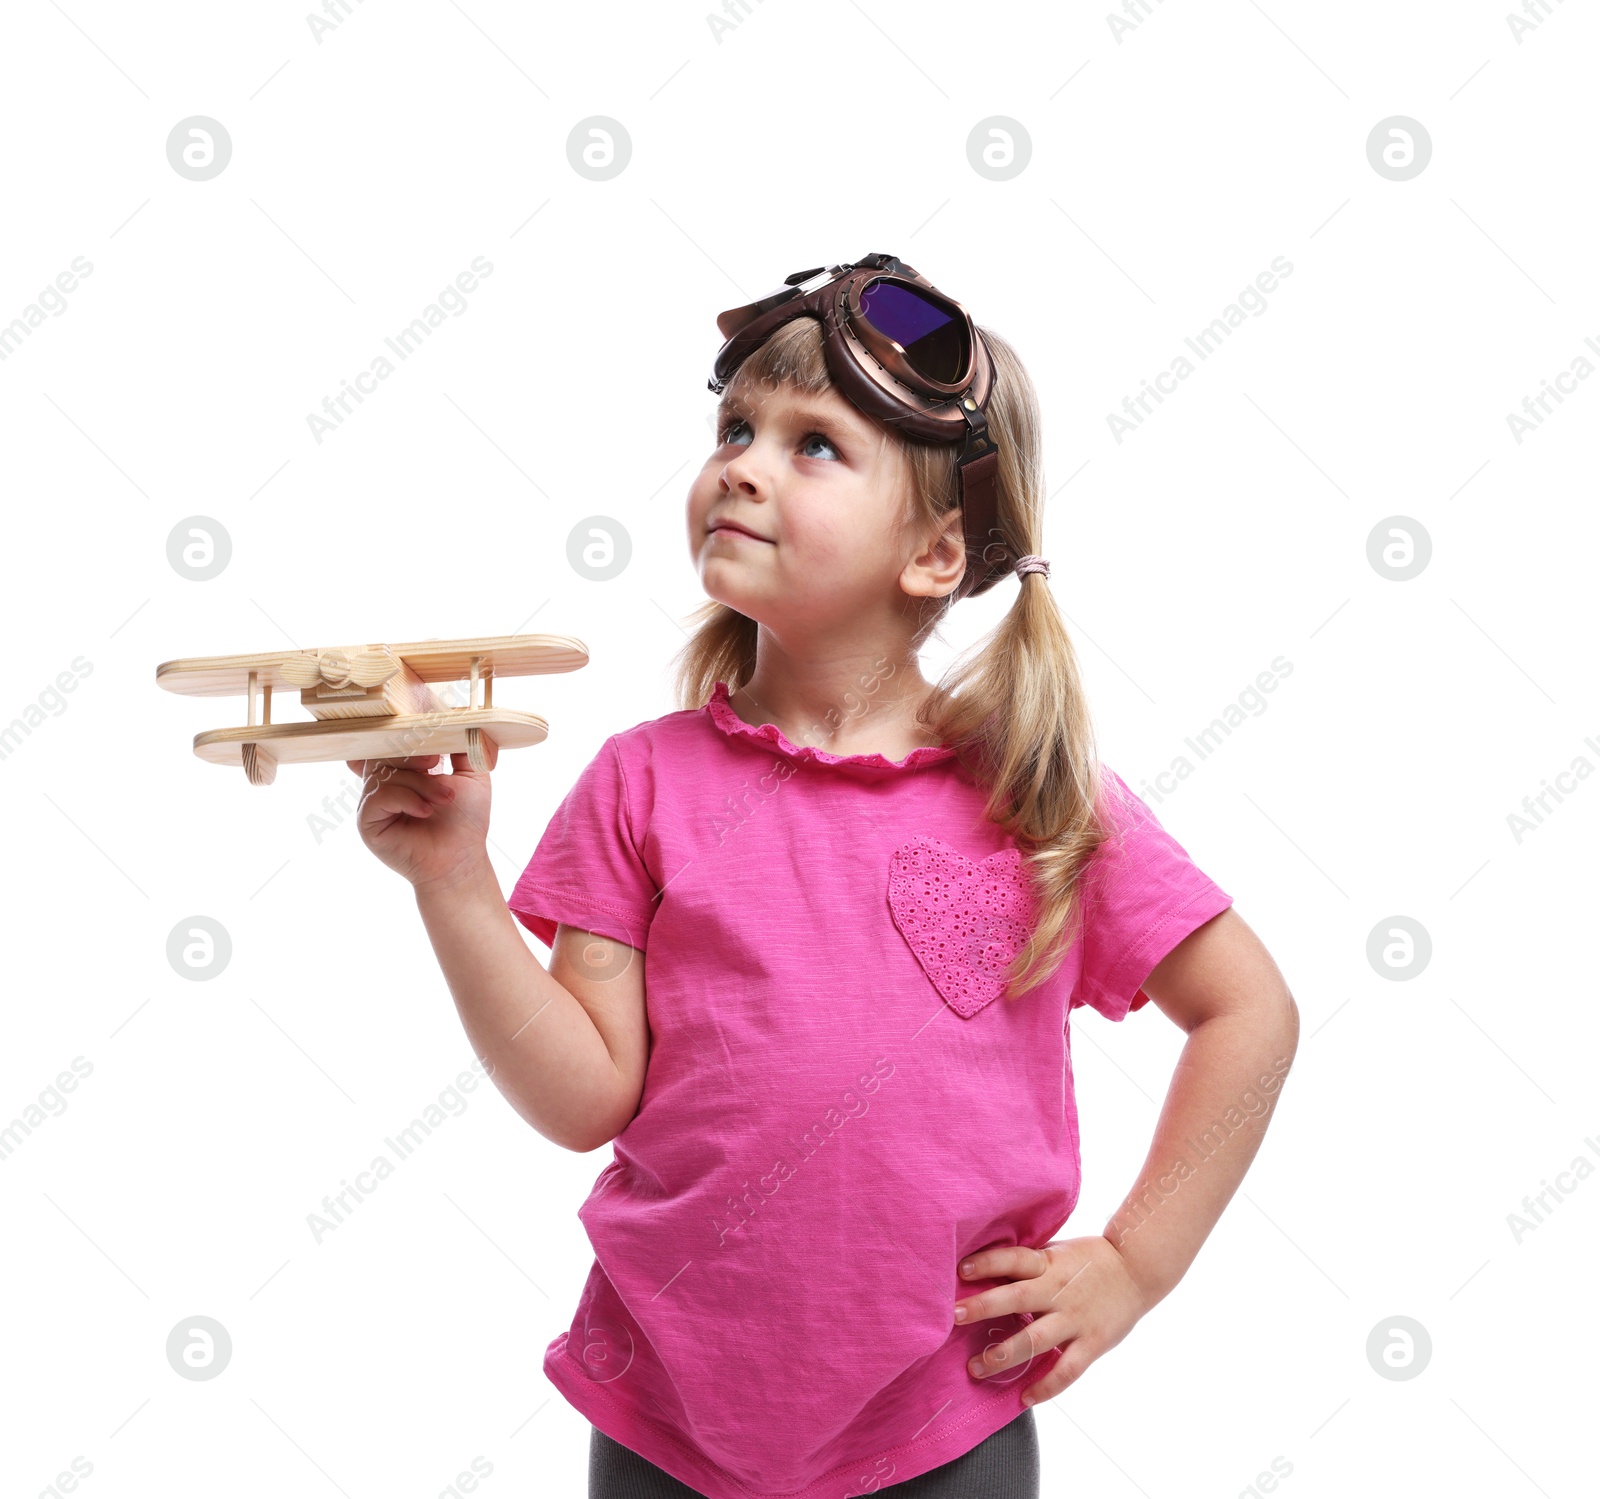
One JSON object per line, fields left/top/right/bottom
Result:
{"left": 1, "top": 1, "right": 1596, "bottom": 1496}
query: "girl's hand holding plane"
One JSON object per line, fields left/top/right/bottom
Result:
{"left": 345, "top": 742, "right": 499, "bottom": 895}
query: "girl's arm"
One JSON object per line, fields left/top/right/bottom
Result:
{"left": 953, "top": 906, "right": 1297, "bottom": 1407}
{"left": 345, "top": 750, "right": 648, "bottom": 1155}
{"left": 1103, "top": 906, "right": 1300, "bottom": 1306}
{"left": 414, "top": 862, "right": 649, "bottom": 1154}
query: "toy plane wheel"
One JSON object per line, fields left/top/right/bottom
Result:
{"left": 241, "top": 743, "right": 277, "bottom": 786}
{"left": 466, "top": 727, "right": 495, "bottom": 773}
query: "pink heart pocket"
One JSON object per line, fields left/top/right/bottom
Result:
{"left": 886, "top": 835, "right": 1039, "bottom": 1018}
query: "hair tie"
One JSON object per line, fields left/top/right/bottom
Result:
{"left": 1014, "top": 555, "right": 1050, "bottom": 579}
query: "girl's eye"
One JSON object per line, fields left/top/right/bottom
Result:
{"left": 799, "top": 432, "right": 840, "bottom": 461}
{"left": 716, "top": 418, "right": 840, "bottom": 462}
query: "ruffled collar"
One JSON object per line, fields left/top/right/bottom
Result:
{"left": 705, "top": 681, "right": 957, "bottom": 774}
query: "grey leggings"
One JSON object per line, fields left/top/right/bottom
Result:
{"left": 588, "top": 1408, "right": 1039, "bottom": 1498}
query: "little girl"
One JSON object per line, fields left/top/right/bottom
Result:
{"left": 349, "top": 255, "right": 1299, "bottom": 1499}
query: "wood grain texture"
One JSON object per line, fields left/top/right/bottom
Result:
{"left": 155, "top": 634, "right": 588, "bottom": 698}
{"left": 193, "top": 708, "right": 548, "bottom": 767}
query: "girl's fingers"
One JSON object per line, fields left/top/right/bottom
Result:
{"left": 346, "top": 755, "right": 443, "bottom": 777}
{"left": 353, "top": 766, "right": 456, "bottom": 803}
{"left": 955, "top": 1244, "right": 1052, "bottom": 1322}
{"left": 365, "top": 783, "right": 435, "bottom": 820}
{"left": 955, "top": 1278, "right": 1028, "bottom": 1325}
{"left": 967, "top": 1316, "right": 1059, "bottom": 1382}
{"left": 1019, "top": 1344, "right": 1090, "bottom": 1408}
{"left": 959, "top": 1245, "right": 1047, "bottom": 1283}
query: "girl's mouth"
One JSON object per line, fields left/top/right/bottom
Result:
{"left": 709, "top": 520, "right": 773, "bottom": 543}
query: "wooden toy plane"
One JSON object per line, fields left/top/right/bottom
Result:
{"left": 155, "top": 633, "right": 588, "bottom": 785}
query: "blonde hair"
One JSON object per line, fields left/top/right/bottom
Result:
{"left": 671, "top": 315, "right": 1114, "bottom": 1000}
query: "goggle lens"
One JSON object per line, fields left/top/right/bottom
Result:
{"left": 858, "top": 279, "right": 969, "bottom": 385}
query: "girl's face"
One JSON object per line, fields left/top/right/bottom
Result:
{"left": 688, "top": 376, "right": 960, "bottom": 629}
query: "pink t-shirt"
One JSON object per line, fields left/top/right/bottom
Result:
{"left": 508, "top": 681, "right": 1233, "bottom": 1499}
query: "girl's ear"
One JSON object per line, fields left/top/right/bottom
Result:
{"left": 902, "top": 509, "right": 968, "bottom": 599}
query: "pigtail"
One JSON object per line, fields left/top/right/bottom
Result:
{"left": 920, "top": 564, "right": 1107, "bottom": 1000}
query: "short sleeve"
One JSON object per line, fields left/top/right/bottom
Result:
{"left": 1070, "top": 766, "right": 1233, "bottom": 1022}
{"left": 506, "top": 735, "right": 659, "bottom": 952}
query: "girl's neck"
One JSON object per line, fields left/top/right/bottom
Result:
{"left": 730, "top": 660, "right": 942, "bottom": 759}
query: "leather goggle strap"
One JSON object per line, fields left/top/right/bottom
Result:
{"left": 953, "top": 446, "right": 1012, "bottom": 600}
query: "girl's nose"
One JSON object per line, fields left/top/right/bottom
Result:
{"left": 721, "top": 453, "right": 766, "bottom": 494}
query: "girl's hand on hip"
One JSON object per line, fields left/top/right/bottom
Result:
{"left": 953, "top": 1236, "right": 1152, "bottom": 1408}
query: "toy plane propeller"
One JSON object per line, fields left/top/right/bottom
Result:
{"left": 155, "top": 633, "right": 588, "bottom": 785}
